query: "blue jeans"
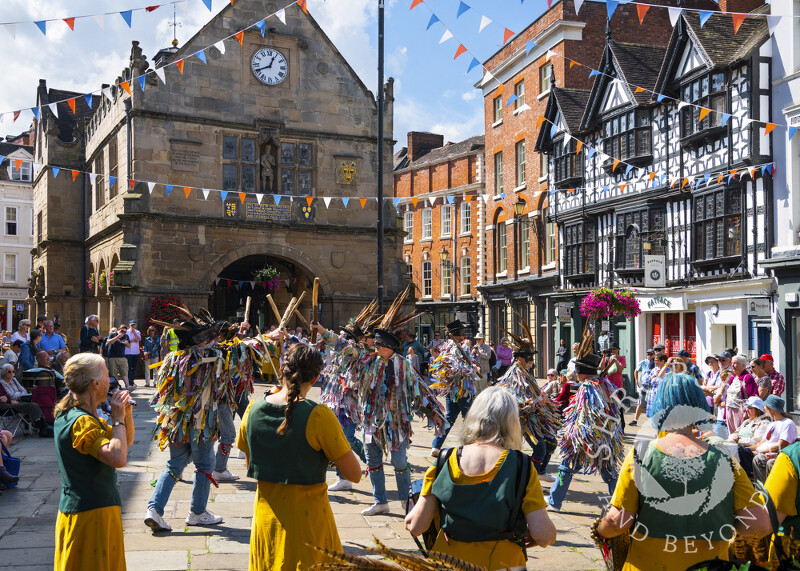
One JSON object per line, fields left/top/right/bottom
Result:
{"left": 335, "top": 421, "right": 366, "bottom": 479}
{"left": 148, "top": 432, "right": 215, "bottom": 516}
{"left": 364, "top": 439, "right": 410, "bottom": 506}
{"left": 547, "top": 461, "right": 617, "bottom": 510}
{"left": 126, "top": 354, "right": 138, "bottom": 384}
{"left": 526, "top": 433, "right": 557, "bottom": 475}
{"left": 431, "top": 395, "right": 472, "bottom": 450}
{"left": 713, "top": 420, "right": 729, "bottom": 439}
{"left": 214, "top": 404, "right": 236, "bottom": 472}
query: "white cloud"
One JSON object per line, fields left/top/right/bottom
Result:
{"left": 393, "top": 96, "right": 483, "bottom": 149}
{"left": 461, "top": 90, "right": 479, "bottom": 101}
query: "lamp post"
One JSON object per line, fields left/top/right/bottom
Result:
{"left": 439, "top": 245, "right": 451, "bottom": 299}
{"left": 376, "top": 0, "right": 385, "bottom": 311}
{"left": 513, "top": 198, "right": 525, "bottom": 279}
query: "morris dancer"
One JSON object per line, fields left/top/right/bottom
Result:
{"left": 356, "top": 286, "right": 445, "bottom": 516}
{"left": 546, "top": 328, "right": 623, "bottom": 512}
{"left": 497, "top": 321, "right": 562, "bottom": 483}
{"left": 429, "top": 319, "right": 478, "bottom": 457}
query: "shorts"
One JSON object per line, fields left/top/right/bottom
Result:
{"left": 637, "top": 388, "right": 648, "bottom": 409}
{"left": 108, "top": 357, "right": 128, "bottom": 380}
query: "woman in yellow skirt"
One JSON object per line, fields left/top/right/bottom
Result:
{"left": 237, "top": 338, "right": 361, "bottom": 571}
{"left": 54, "top": 353, "right": 134, "bottom": 571}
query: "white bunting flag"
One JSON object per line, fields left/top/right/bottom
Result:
{"left": 214, "top": 40, "right": 225, "bottom": 55}
{"left": 31, "top": 163, "right": 43, "bottom": 177}
{"left": 677, "top": 101, "right": 689, "bottom": 110}
{"left": 480, "top": 70, "right": 495, "bottom": 87}
{"left": 249, "top": 281, "right": 255, "bottom": 290}
{"left": 479, "top": 15, "right": 492, "bottom": 33}
{"left": 546, "top": 49, "right": 557, "bottom": 62}
{"left": 766, "top": 15, "right": 780, "bottom": 36}
{"left": 215, "top": 278, "right": 220, "bottom": 285}
{"left": 147, "top": 182, "right": 156, "bottom": 194}
{"left": 202, "top": 189, "right": 211, "bottom": 200}
{"left": 154, "top": 66, "right": 166, "bottom": 84}
{"left": 482, "top": 193, "right": 491, "bottom": 204}
{"left": 439, "top": 30, "right": 453, "bottom": 44}
{"left": 3, "top": 23, "right": 15, "bottom": 39}
{"left": 741, "top": 118, "right": 755, "bottom": 128}
{"left": 256, "top": 193, "right": 264, "bottom": 204}
{"left": 93, "top": 14, "right": 104, "bottom": 29}
{"left": 89, "top": 173, "right": 98, "bottom": 184}
{"left": 429, "top": 196, "right": 437, "bottom": 207}
{"left": 275, "top": 8, "right": 286, "bottom": 24}
{"left": 668, "top": 7, "right": 681, "bottom": 27}
{"left": 574, "top": 0, "right": 584, "bottom": 15}
{"left": 564, "top": 133, "right": 572, "bottom": 144}
{"left": 102, "top": 87, "right": 113, "bottom": 101}
{"left": 323, "top": 197, "right": 332, "bottom": 208}
{"left": 48, "top": 103, "right": 58, "bottom": 118}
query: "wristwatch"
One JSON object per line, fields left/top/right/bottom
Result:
{"left": 111, "top": 420, "right": 125, "bottom": 428}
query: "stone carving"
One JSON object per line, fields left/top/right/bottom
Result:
{"left": 259, "top": 128, "right": 280, "bottom": 193}
{"left": 29, "top": 267, "right": 45, "bottom": 297}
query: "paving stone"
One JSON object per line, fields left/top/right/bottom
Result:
{"left": 0, "top": 530, "right": 56, "bottom": 549}
{"left": 188, "top": 552, "right": 250, "bottom": 570}
{"left": 208, "top": 534, "right": 250, "bottom": 554}
{"left": 123, "top": 531, "right": 209, "bottom": 551}
{"left": 124, "top": 549, "right": 190, "bottom": 570}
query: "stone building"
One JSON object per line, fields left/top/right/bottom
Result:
{"left": 0, "top": 138, "right": 35, "bottom": 331}
{"left": 536, "top": 6, "right": 773, "bottom": 394}
{"left": 30, "top": 0, "right": 400, "bottom": 336}
{"left": 393, "top": 132, "right": 484, "bottom": 343}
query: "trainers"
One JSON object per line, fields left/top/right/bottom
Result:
{"left": 212, "top": 470, "right": 240, "bottom": 482}
{"left": 430, "top": 448, "right": 440, "bottom": 458}
{"left": 629, "top": 419, "right": 638, "bottom": 426}
{"left": 237, "top": 450, "right": 246, "bottom": 459}
{"left": 144, "top": 508, "right": 172, "bottom": 532}
{"left": 361, "top": 503, "right": 390, "bottom": 516}
{"left": 545, "top": 497, "right": 561, "bottom": 512}
{"left": 328, "top": 478, "right": 353, "bottom": 492}
{"left": 538, "top": 473, "right": 556, "bottom": 483}
{"left": 186, "top": 510, "right": 223, "bottom": 526}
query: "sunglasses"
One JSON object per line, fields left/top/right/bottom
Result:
{"left": 547, "top": 373, "right": 556, "bottom": 377}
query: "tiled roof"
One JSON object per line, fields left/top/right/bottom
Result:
{"left": 46, "top": 88, "right": 95, "bottom": 142}
{"left": 394, "top": 147, "right": 409, "bottom": 171}
{"left": 609, "top": 41, "right": 667, "bottom": 105}
{"left": 399, "top": 135, "right": 484, "bottom": 170}
{"left": 682, "top": 6, "right": 769, "bottom": 68}
{"left": 553, "top": 88, "right": 591, "bottom": 133}
{"left": 0, "top": 142, "right": 33, "bottom": 157}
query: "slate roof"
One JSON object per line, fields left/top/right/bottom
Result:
{"left": 395, "top": 135, "right": 484, "bottom": 171}
{"left": 43, "top": 88, "right": 95, "bottom": 142}
{"left": 0, "top": 142, "right": 33, "bottom": 158}
{"left": 552, "top": 88, "right": 591, "bottom": 134}
{"left": 609, "top": 41, "right": 667, "bottom": 106}
{"left": 394, "top": 147, "right": 409, "bottom": 171}
{"left": 682, "top": 6, "right": 769, "bottom": 68}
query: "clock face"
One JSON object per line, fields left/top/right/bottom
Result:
{"left": 251, "top": 48, "right": 288, "bottom": 85}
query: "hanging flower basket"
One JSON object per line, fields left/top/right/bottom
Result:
{"left": 252, "top": 266, "right": 280, "bottom": 290}
{"left": 87, "top": 273, "right": 94, "bottom": 291}
{"left": 579, "top": 288, "right": 642, "bottom": 321}
{"left": 99, "top": 270, "right": 107, "bottom": 289}
{"left": 109, "top": 270, "right": 115, "bottom": 286}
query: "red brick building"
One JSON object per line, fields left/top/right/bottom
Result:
{"left": 393, "top": 132, "right": 484, "bottom": 344}
{"left": 478, "top": 0, "right": 720, "bottom": 375}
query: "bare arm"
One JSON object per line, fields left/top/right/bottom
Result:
{"left": 405, "top": 494, "right": 438, "bottom": 535}
{"left": 333, "top": 450, "right": 361, "bottom": 483}
{"left": 597, "top": 505, "right": 636, "bottom": 538}
{"left": 96, "top": 391, "right": 131, "bottom": 468}
{"left": 734, "top": 504, "right": 772, "bottom": 538}
{"left": 526, "top": 508, "right": 557, "bottom": 547}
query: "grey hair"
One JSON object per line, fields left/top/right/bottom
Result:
{"left": 732, "top": 355, "right": 748, "bottom": 367}
{"left": 0, "top": 363, "right": 13, "bottom": 376}
{"left": 547, "top": 368, "right": 558, "bottom": 376}
{"left": 85, "top": 315, "right": 98, "bottom": 324}
{"left": 55, "top": 353, "right": 108, "bottom": 415}
{"left": 460, "top": 386, "right": 522, "bottom": 450}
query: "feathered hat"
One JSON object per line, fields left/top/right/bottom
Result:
{"left": 373, "top": 285, "right": 422, "bottom": 353}
{"left": 342, "top": 299, "right": 377, "bottom": 341}
{"left": 503, "top": 313, "right": 537, "bottom": 360}
{"left": 152, "top": 305, "right": 237, "bottom": 349}
{"left": 574, "top": 324, "right": 602, "bottom": 375}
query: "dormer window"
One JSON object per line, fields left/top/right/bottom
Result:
{"left": 602, "top": 110, "right": 651, "bottom": 170}
{"left": 680, "top": 72, "right": 726, "bottom": 146}
{"left": 554, "top": 138, "right": 583, "bottom": 188}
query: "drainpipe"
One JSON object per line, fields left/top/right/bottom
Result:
{"left": 81, "top": 119, "right": 87, "bottom": 321}
{"left": 125, "top": 99, "right": 132, "bottom": 180}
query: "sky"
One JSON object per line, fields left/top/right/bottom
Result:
{"left": 0, "top": 0, "right": 549, "bottom": 149}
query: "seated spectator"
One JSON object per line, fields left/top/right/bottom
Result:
{"left": 10, "top": 320, "right": 30, "bottom": 344}
{"left": 542, "top": 369, "right": 561, "bottom": 400}
{"left": 754, "top": 395, "right": 798, "bottom": 483}
{"left": 723, "top": 396, "right": 772, "bottom": 477}
{"left": 51, "top": 350, "right": 69, "bottom": 376}
{"left": 35, "top": 351, "right": 68, "bottom": 398}
{"left": 4, "top": 340, "right": 21, "bottom": 366}
{"left": 0, "top": 429, "right": 18, "bottom": 487}
{"left": 0, "top": 364, "right": 28, "bottom": 401}
{"left": 0, "top": 378, "right": 51, "bottom": 437}
{"left": 19, "top": 330, "right": 41, "bottom": 373}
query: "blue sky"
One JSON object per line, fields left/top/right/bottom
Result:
{"left": 0, "top": 0, "right": 548, "bottom": 148}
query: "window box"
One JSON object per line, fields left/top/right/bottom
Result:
{"left": 601, "top": 154, "right": 652, "bottom": 176}
{"left": 680, "top": 125, "right": 727, "bottom": 150}
{"left": 690, "top": 255, "right": 742, "bottom": 271}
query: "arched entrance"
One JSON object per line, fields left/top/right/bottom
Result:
{"left": 209, "top": 254, "right": 317, "bottom": 333}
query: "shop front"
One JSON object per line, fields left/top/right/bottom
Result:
{"left": 0, "top": 288, "right": 29, "bottom": 332}
{"left": 414, "top": 300, "right": 480, "bottom": 348}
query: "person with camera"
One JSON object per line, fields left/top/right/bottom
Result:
{"left": 104, "top": 326, "right": 131, "bottom": 390}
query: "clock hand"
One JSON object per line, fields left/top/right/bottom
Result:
{"left": 265, "top": 55, "right": 277, "bottom": 69}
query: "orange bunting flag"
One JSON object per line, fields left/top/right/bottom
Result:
{"left": 634, "top": 87, "right": 645, "bottom": 93}
{"left": 71, "top": 170, "right": 80, "bottom": 182}
{"left": 120, "top": 81, "right": 131, "bottom": 95}
{"left": 63, "top": 18, "right": 75, "bottom": 31}
{"left": 235, "top": 31, "right": 244, "bottom": 46}
{"left": 298, "top": 0, "right": 308, "bottom": 13}
{"left": 465, "top": 195, "right": 473, "bottom": 202}
{"left": 184, "top": 187, "right": 191, "bottom": 199}
{"left": 306, "top": 196, "right": 313, "bottom": 206}
{"left": 620, "top": 184, "right": 627, "bottom": 193}
{"left": 454, "top": 44, "right": 467, "bottom": 59}
{"left": 67, "top": 98, "right": 76, "bottom": 114}
{"left": 412, "top": 197, "right": 419, "bottom": 207}
{"left": 129, "top": 179, "right": 137, "bottom": 190}
{"left": 576, "top": 140, "right": 583, "bottom": 153}
{"left": 730, "top": 168, "right": 739, "bottom": 177}
{"left": 681, "top": 178, "right": 689, "bottom": 188}
{"left": 14, "top": 159, "right": 22, "bottom": 170}
{"left": 12, "top": 111, "right": 20, "bottom": 123}
{"left": 503, "top": 28, "right": 514, "bottom": 45}
{"left": 732, "top": 13, "right": 746, "bottom": 34}
{"left": 649, "top": 171, "right": 656, "bottom": 181}
{"left": 360, "top": 198, "right": 368, "bottom": 209}
{"left": 495, "top": 84, "right": 505, "bottom": 96}
{"left": 671, "top": 179, "right": 679, "bottom": 188}
{"left": 238, "top": 192, "right": 246, "bottom": 203}
{"left": 410, "top": 0, "right": 423, "bottom": 8}
{"left": 535, "top": 115, "right": 546, "bottom": 129}
{"left": 764, "top": 123, "right": 777, "bottom": 135}
{"left": 637, "top": 4, "right": 650, "bottom": 25}
{"left": 176, "top": 60, "right": 185, "bottom": 74}
{"left": 569, "top": 61, "right": 578, "bottom": 69}
{"left": 612, "top": 159, "right": 620, "bottom": 172}
{"left": 698, "top": 108, "right": 712, "bottom": 122}
{"left": 750, "top": 168, "right": 757, "bottom": 179}
{"left": 718, "top": 175, "right": 724, "bottom": 184}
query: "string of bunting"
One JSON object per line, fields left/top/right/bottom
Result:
{"left": 0, "top": 0, "right": 307, "bottom": 123}
{"left": 213, "top": 276, "right": 313, "bottom": 291}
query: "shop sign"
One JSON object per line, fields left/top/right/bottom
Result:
{"left": 643, "top": 294, "right": 685, "bottom": 312}
{"left": 644, "top": 255, "right": 666, "bottom": 287}
{"left": 601, "top": 320, "right": 610, "bottom": 331}
{"left": 557, "top": 303, "right": 571, "bottom": 322}
{"left": 0, "top": 288, "right": 26, "bottom": 299}
{"left": 15, "top": 304, "right": 23, "bottom": 312}
{"left": 748, "top": 298, "right": 770, "bottom": 317}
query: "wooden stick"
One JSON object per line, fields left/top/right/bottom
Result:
{"left": 266, "top": 294, "right": 282, "bottom": 324}
{"left": 293, "top": 308, "right": 310, "bottom": 330}
{"left": 255, "top": 326, "right": 281, "bottom": 381}
{"left": 284, "top": 291, "right": 307, "bottom": 330}
{"left": 310, "top": 277, "right": 320, "bottom": 343}
{"left": 244, "top": 296, "right": 252, "bottom": 324}
{"left": 278, "top": 297, "right": 297, "bottom": 331}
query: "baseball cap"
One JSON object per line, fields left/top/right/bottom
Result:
{"left": 719, "top": 351, "right": 733, "bottom": 360}
{"left": 653, "top": 343, "right": 665, "bottom": 350}
{"left": 677, "top": 349, "right": 691, "bottom": 358}
{"left": 610, "top": 342, "right": 620, "bottom": 349}
{"left": 705, "top": 354, "right": 718, "bottom": 365}
{"left": 760, "top": 354, "right": 774, "bottom": 362}
{"left": 646, "top": 348, "right": 654, "bottom": 354}
{"left": 129, "top": 320, "right": 137, "bottom": 325}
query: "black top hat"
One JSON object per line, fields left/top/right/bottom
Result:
{"left": 446, "top": 319, "right": 466, "bottom": 336}
{"left": 575, "top": 352, "right": 602, "bottom": 375}
{"left": 342, "top": 323, "right": 365, "bottom": 341}
{"left": 373, "top": 328, "right": 400, "bottom": 353}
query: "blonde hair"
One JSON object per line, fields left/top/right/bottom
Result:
{"left": 54, "top": 353, "right": 107, "bottom": 415}
{"left": 460, "top": 386, "right": 522, "bottom": 450}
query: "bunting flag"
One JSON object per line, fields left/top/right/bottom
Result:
{"left": 93, "top": 14, "right": 104, "bottom": 29}
{"left": 411, "top": 197, "right": 419, "bottom": 207}
{"left": 574, "top": 0, "right": 585, "bottom": 15}
{"left": 576, "top": 140, "right": 583, "bottom": 153}
{"left": 427, "top": 14, "right": 440, "bottom": 30}
{"left": 31, "top": 107, "right": 40, "bottom": 121}
{"left": 467, "top": 58, "right": 480, "bottom": 73}
{"left": 52, "top": 167, "right": 60, "bottom": 178}
{"left": 326, "top": 197, "right": 334, "bottom": 208}
{"left": 790, "top": 127, "right": 798, "bottom": 140}
{"left": 71, "top": 170, "right": 79, "bottom": 181}
{"left": 698, "top": 10, "right": 713, "bottom": 28}
{"left": 89, "top": 173, "right": 98, "bottom": 185}
{"left": 4, "top": 23, "right": 16, "bottom": 39}
{"left": 85, "top": 93, "right": 93, "bottom": 108}
{"left": 238, "top": 192, "right": 246, "bottom": 203}
{"left": 606, "top": 0, "right": 618, "bottom": 20}
{"left": 546, "top": 49, "right": 557, "bottom": 61}
{"left": 721, "top": 113, "right": 732, "bottom": 126}
{"left": 120, "top": 10, "right": 133, "bottom": 27}
{"left": 506, "top": 94, "right": 518, "bottom": 107}
{"left": 341, "top": 197, "right": 350, "bottom": 208}
{"left": 202, "top": 0, "right": 213, "bottom": 10}
{"left": 612, "top": 159, "right": 620, "bottom": 172}
{"left": 410, "top": 0, "right": 424, "bottom": 9}
{"left": 668, "top": 7, "right": 681, "bottom": 27}
{"left": 255, "top": 193, "right": 264, "bottom": 204}
{"left": 256, "top": 19, "right": 265, "bottom": 37}
{"left": 34, "top": 20, "right": 47, "bottom": 35}
{"left": 479, "top": 15, "right": 491, "bottom": 32}
{"left": 272, "top": 194, "right": 281, "bottom": 205}
{"left": 137, "top": 76, "right": 146, "bottom": 91}
{"left": 63, "top": 17, "right": 75, "bottom": 31}
{"left": 297, "top": 0, "right": 307, "bottom": 14}
{"left": 503, "top": 28, "right": 514, "bottom": 44}
{"left": 120, "top": 81, "right": 132, "bottom": 95}
{"left": 439, "top": 30, "right": 453, "bottom": 44}
{"left": 196, "top": 50, "right": 207, "bottom": 64}
{"left": 184, "top": 186, "right": 191, "bottom": 199}
{"left": 764, "top": 123, "right": 777, "bottom": 135}
{"left": 698, "top": 108, "right": 711, "bottom": 122}
{"left": 165, "top": 184, "right": 173, "bottom": 196}
{"left": 454, "top": 44, "right": 467, "bottom": 59}
{"left": 48, "top": 103, "right": 58, "bottom": 119}
{"left": 129, "top": 179, "right": 137, "bottom": 190}
{"left": 12, "top": 110, "right": 20, "bottom": 122}
{"left": 234, "top": 31, "right": 244, "bottom": 45}
{"left": 457, "top": 1, "right": 471, "bottom": 18}
{"left": 176, "top": 60, "right": 185, "bottom": 74}
{"left": 732, "top": 13, "right": 746, "bottom": 34}
{"left": 359, "top": 198, "right": 368, "bottom": 209}
{"left": 147, "top": 182, "right": 156, "bottom": 194}
{"left": 526, "top": 40, "right": 537, "bottom": 56}
{"left": 214, "top": 40, "right": 225, "bottom": 55}
{"left": 620, "top": 184, "right": 627, "bottom": 193}
{"left": 306, "top": 196, "right": 313, "bottom": 206}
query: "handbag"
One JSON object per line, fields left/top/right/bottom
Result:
{"left": 2, "top": 442, "right": 20, "bottom": 489}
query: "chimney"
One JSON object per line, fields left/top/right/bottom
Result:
{"left": 407, "top": 132, "right": 444, "bottom": 162}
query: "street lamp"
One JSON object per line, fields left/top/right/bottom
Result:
{"left": 513, "top": 198, "right": 525, "bottom": 279}
{"left": 439, "top": 246, "right": 450, "bottom": 265}
{"left": 513, "top": 197, "right": 526, "bottom": 217}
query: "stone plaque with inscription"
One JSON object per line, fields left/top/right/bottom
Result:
{"left": 246, "top": 202, "right": 291, "bottom": 223}
{"left": 171, "top": 144, "right": 200, "bottom": 172}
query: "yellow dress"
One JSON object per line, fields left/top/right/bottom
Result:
{"left": 764, "top": 453, "right": 799, "bottom": 559}
{"left": 54, "top": 415, "right": 125, "bottom": 571}
{"left": 420, "top": 449, "right": 546, "bottom": 569}
{"left": 236, "top": 400, "right": 351, "bottom": 571}
{"left": 611, "top": 444, "right": 763, "bottom": 571}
